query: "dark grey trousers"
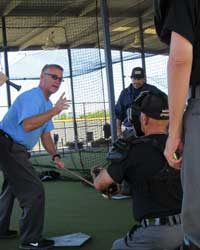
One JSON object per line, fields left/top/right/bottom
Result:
{"left": 0, "top": 178, "right": 15, "bottom": 233}
{"left": 111, "top": 224, "right": 183, "bottom": 250}
{"left": 182, "top": 98, "right": 200, "bottom": 248}
{"left": 0, "top": 134, "right": 45, "bottom": 244}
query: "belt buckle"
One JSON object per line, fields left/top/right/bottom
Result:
{"left": 154, "top": 218, "right": 160, "bottom": 226}
{"left": 143, "top": 217, "right": 167, "bottom": 227}
{"left": 149, "top": 218, "right": 162, "bottom": 226}
{"left": 142, "top": 218, "right": 158, "bottom": 227}
{"left": 141, "top": 219, "right": 148, "bottom": 227}
{"left": 142, "top": 214, "right": 181, "bottom": 228}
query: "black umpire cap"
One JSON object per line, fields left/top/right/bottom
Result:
{"left": 131, "top": 67, "right": 145, "bottom": 79}
{"left": 129, "top": 90, "right": 169, "bottom": 120}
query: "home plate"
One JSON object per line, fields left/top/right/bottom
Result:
{"left": 49, "top": 232, "right": 91, "bottom": 247}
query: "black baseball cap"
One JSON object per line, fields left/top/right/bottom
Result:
{"left": 133, "top": 90, "right": 169, "bottom": 120}
{"left": 131, "top": 67, "right": 145, "bottom": 79}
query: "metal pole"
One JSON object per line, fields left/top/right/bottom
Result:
{"left": 83, "top": 102, "right": 88, "bottom": 146}
{"left": 100, "top": 0, "right": 117, "bottom": 143}
{"left": 64, "top": 121, "right": 67, "bottom": 145}
{"left": 61, "top": 138, "right": 64, "bottom": 157}
{"left": 2, "top": 16, "right": 11, "bottom": 107}
{"left": 138, "top": 15, "right": 146, "bottom": 76}
{"left": 67, "top": 48, "right": 79, "bottom": 150}
{"left": 120, "top": 50, "right": 125, "bottom": 89}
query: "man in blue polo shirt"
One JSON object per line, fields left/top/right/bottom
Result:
{"left": 115, "top": 67, "right": 160, "bottom": 137}
{"left": 0, "top": 64, "right": 69, "bottom": 250}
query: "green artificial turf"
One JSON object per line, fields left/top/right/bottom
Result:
{"left": 0, "top": 173, "right": 135, "bottom": 250}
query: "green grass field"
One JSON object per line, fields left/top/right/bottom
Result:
{"left": 0, "top": 172, "right": 135, "bottom": 250}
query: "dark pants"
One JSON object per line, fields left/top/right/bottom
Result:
{"left": 0, "top": 178, "right": 15, "bottom": 233}
{"left": 0, "top": 134, "right": 45, "bottom": 244}
{"left": 111, "top": 223, "right": 183, "bottom": 250}
{"left": 182, "top": 98, "right": 200, "bottom": 247}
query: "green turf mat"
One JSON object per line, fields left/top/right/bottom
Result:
{"left": 0, "top": 173, "right": 135, "bottom": 250}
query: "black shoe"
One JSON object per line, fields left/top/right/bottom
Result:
{"left": 0, "top": 229, "right": 18, "bottom": 239}
{"left": 19, "top": 238, "right": 54, "bottom": 250}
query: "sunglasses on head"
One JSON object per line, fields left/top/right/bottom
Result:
{"left": 44, "top": 73, "right": 63, "bottom": 82}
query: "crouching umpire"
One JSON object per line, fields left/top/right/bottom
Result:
{"left": 0, "top": 64, "right": 68, "bottom": 250}
{"left": 92, "top": 90, "right": 183, "bottom": 250}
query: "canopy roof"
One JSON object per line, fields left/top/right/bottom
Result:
{"left": 0, "top": 0, "right": 168, "bottom": 54}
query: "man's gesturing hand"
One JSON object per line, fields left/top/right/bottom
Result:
{"left": 54, "top": 92, "right": 70, "bottom": 114}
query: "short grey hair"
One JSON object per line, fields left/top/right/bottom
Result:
{"left": 41, "top": 64, "right": 64, "bottom": 73}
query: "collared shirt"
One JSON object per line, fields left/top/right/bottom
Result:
{"left": 0, "top": 87, "right": 54, "bottom": 150}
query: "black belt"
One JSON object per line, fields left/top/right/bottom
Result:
{"left": 141, "top": 214, "right": 181, "bottom": 228}
{"left": 189, "top": 85, "right": 200, "bottom": 98}
{"left": 0, "top": 129, "right": 13, "bottom": 141}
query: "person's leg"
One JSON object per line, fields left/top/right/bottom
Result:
{"left": 0, "top": 139, "right": 45, "bottom": 244}
{"left": 0, "top": 178, "right": 15, "bottom": 234}
{"left": 182, "top": 99, "right": 200, "bottom": 248}
{"left": 111, "top": 224, "right": 183, "bottom": 250}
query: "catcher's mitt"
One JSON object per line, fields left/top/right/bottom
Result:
{"left": 103, "top": 183, "right": 122, "bottom": 199}
{"left": 91, "top": 166, "right": 121, "bottom": 199}
{"left": 91, "top": 166, "right": 104, "bottom": 179}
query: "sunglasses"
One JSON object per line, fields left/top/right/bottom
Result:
{"left": 44, "top": 73, "right": 63, "bottom": 82}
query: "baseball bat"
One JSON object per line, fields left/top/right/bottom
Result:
{"left": 0, "top": 72, "right": 21, "bottom": 91}
{"left": 6, "top": 79, "right": 21, "bottom": 91}
{"left": 63, "top": 167, "right": 94, "bottom": 187}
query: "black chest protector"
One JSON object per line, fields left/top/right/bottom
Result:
{"left": 143, "top": 138, "right": 182, "bottom": 210}
{"left": 107, "top": 135, "right": 182, "bottom": 210}
{"left": 106, "top": 131, "right": 137, "bottom": 163}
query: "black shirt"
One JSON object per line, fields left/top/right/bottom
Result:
{"left": 154, "top": 0, "right": 200, "bottom": 86}
{"left": 107, "top": 134, "right": 182, "bottom": 221}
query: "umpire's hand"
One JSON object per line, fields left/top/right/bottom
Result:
{"left": 54, "top": 157, "right": 65, "bottom": 169}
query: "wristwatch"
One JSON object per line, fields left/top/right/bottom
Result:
{"left": 52, "top": 154, "right": 61, "bottom": 161}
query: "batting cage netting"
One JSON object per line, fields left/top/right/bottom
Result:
{"left": 0, "top": 0, "right": 168, "bottom": 182}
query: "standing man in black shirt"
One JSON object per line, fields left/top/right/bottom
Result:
{"left": 92, "top": 91, "right": 183, "bottom": 250}
{"left": 115, "top": 67, "right": 160, "bottom": 137}
{"left": 154, "top": 1, "right": 200, "bottom": 249}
